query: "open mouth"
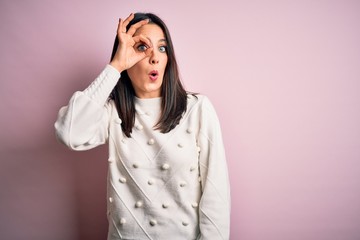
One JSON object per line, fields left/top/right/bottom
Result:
{"left": 149, "top": 70, "right": 159, "bottom": 80}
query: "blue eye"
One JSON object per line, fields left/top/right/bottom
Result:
{"left": 137, "top": 44, "right": 148, "bottom": 52}
{"left": 159, "top": 46, "right": 167, "bottom": 53}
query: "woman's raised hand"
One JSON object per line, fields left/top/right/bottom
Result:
{"left": 110, "top": 13, "right": 153, "bottom": 72}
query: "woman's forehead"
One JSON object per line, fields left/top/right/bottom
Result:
{"left": 134, "top": 24, "right": 165, "bottom": 39}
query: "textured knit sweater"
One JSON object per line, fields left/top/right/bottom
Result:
{"left": 55, "top": 65, "right": 230, "bottom": 240}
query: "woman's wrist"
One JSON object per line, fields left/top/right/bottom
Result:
{"left": 109, "top": 60, "right": 125, "bottom": 73}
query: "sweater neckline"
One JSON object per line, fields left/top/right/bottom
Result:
{"left": 134, "top": 96, "right": 162, "bottom": 110}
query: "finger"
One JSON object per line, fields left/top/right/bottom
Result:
{"left": 117, "top": 18, "right": 125, "bottom": 35}
{"left": 122, "top": 13, "right": 135, "bottom": 32}
{"left": 133, "top": 34, "right": 152, "bottom": 48}
{"left": 144, "top": 46, "right": 153, "bottom": 57}
{"left": 135, "top": 46, "right": 153, "bottom": 63}
{"left": 127, "top": 19, "right": 149, "bottom": 36}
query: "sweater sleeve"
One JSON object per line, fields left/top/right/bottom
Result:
{"left": 197, "top": 97, "right": 231, "bottom": 240}
{"left": 54, "top": 65, "right": 120, "bottom": 151}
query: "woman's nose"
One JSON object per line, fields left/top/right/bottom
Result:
{"left": 150, "top": 52, "right": 159, "bottom": 64}
{"left": 151, "top": 58, "right": 159, "bottom": 64}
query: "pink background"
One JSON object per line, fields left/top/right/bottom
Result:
{"left": 1, "top": 0, "right": 360, "bottom": 239}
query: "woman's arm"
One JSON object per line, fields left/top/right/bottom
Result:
{"left": 54, "top": 13, "right": 153, "bottom": 150}
{"left": 197, "top": 97, "right": 231, "bottom": 240}
{"left": 54, "top": 65, "right": 120, "bottom": 150}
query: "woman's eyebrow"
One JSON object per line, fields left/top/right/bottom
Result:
{"left": 143, "top": 37, "right": 167, "bottom": 45}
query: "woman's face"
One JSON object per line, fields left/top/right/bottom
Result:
{"left": 127, "top": 23, "right": 168, "bottom": 98}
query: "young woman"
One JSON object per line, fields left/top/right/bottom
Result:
{"left": 55, "top": 12, "right": 230, "bottom": 240}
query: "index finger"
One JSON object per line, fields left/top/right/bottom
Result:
{"left": 121, "top": 13, "right": 135, "bottom": 31}
{"left": 127, "top": 19, "right": 150, "bottom": 36}
{"left": 133, "top": 34, "right": 153, "bottom": 48}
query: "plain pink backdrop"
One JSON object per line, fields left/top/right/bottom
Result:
{"left": 1, "top": 0, "right": 360, "bottom": 239}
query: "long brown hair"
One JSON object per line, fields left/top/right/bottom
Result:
{"left": 110, "top": 13, "right": 188, "bottom": 138}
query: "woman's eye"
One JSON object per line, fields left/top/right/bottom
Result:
{"left": 159, "top": 46, "right": 167, "bottom": 53}
{"left": 137, "top": 44, "right": 148, "bottom": 52}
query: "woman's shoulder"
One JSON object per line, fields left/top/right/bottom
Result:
{"left": 187, "top": 93, "right": 206, "bottom": 102}
{"left": 104, "top": 98, "right": 119, "bottom": 118}
{"left": 185, "top": 93, "right": 221, "bottom": 126}
{"left": 187, "top": 93, "right": 214, "bottom": 109}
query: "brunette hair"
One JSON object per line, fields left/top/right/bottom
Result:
{"left": 110, "top": 12, "right": 188, "bottom": 137}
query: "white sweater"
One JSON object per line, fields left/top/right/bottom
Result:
{"left": 55, "top": 65, "right": 230, "bottom": 240}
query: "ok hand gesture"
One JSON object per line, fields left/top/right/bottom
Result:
{"left": 110, "top": 13, "right": 153, "bottom": 72}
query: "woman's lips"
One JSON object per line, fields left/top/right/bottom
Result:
{"left": 149, "top": 70, "right": 159, "bottom": 81}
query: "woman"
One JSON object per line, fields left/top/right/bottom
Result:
{"left": 55, "top": 12, "right": 230, "bottom": 240}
